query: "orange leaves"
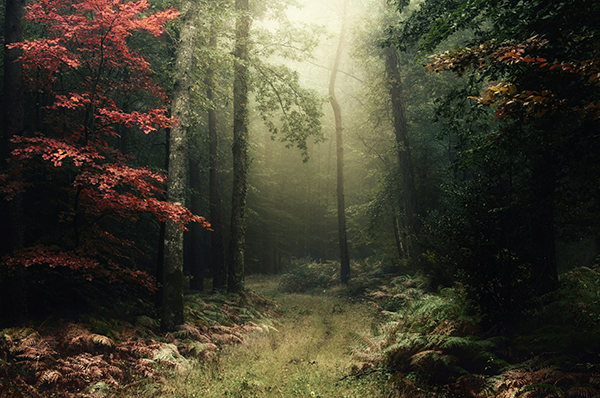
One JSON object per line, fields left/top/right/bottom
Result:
{"left": 1, "top": 244, "right": 158, "bottom": 291}
{"left": 14, "top": 0, "right": 177, "bottom": 128}
{"left": 469, "top": 82, "right": 518, "bottom": 106}
{"left": 428, "top": 35, "right": 600, "bottom": 123}
{"left": 2, "top": 134, "right": 212, "bottom": 290}
{"left": 470, "top": 85, "right": 559, "bottom": 122}
{"left": 427, "top": 36, "right": 550, "bottom": 74}
{"left": 10, "top": 136, "right": 105, "bottom": 167}
{"left": 134, "top": 6, "right": 180, "bottom": 37}
{"left": 97, "top": 107, "right": 174, "bottom": 134}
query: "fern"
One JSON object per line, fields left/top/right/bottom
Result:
{"left": 37, "top": 369, "right": 61, "bottom": 386}
{"left": 0, "top": 284, "right": 280, "bottom": 396}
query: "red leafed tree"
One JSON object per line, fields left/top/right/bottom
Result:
{"left": 0, "top": 0, "right": 209, "bottom": 304}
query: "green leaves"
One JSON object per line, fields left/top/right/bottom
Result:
{"left": 253, "top": 61, "right": 326, "bottom": 162}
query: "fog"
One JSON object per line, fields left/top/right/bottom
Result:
{"left": 245, "top": 0, "right": 395, "bottom": 272}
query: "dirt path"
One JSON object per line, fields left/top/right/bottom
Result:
{"left": 157, "top": 275, "right": 385, "bottom": 397}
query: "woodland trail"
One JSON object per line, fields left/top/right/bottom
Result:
{"left": 157, "top": 275, "right": 385, "bottom": 397}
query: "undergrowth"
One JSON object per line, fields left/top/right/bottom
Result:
{"left": 278, "top": 257, "right": 391, "bottom": 295}
{"left": 353, "top": 265, "right": 600, "bottom": 398}
{"left": 0, "top": 290, "right": 279, "bottom": 397}
{"left": 9, "top": 261, "right": 599, "bottom": 397}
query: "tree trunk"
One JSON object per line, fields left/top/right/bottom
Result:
{"left": 228, "top": 0, "right": 251, "bottom": 293}
{"left": 207, "top": 29, "right": 227, "bottom": 293}
{"left": 1, "top": 0, "right": 28, "bottom": 325}
{"left": 155, "top": 129, "right": 169, "bottom": 309}
{"left": 262, "top": 133, "right": 276, "bottom": 274}
{"left": 392, "top": 213, "right": 405, "bottom": 263}
{"left": 188, "top": 157, "right": 204, "bottom": 291}
{"left": 384, "top": 46, "right": 421, "bottom": 268}
{"left": 329, "top": 5, "right": 350, "bottom": 284}
{"left": 530, "top": 153, "right": 558, "bottom": 294}
{"left": 162, "top": 0, "right": 198, "bottom": 331}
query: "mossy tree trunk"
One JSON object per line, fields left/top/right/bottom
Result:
{"left": 162, "top": 0, "right": 199, "bottom": 331}
{"left": 227, "top": 0, "right": 251, "bottom": 294}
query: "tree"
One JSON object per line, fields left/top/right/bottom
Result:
{"left": 162, "top": 0, "right": 200, "bottom": 331}
{"left": 222, "top": 0, "right": 325, "bottom": 288}
{"left": 1, "top": 0, "right": 208, "bottom": 315}
{"left": 206, "top": 23, "right": 227, "bottom": 293}
{"left": 228, "top": 0, "right": 251, "bottom": 293}
{"left": 328, "top": 1, "right": 351, "bottom": 284}
{"left": 384, "top": 45, "right": 421, "bottom": 267}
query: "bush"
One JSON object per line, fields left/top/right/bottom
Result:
{"left": 278, "top": 259, "right": 339, "bottom": 293}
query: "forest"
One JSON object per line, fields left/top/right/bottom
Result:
{"left": 1, "top": 0, "right": 600, "bottom": 396}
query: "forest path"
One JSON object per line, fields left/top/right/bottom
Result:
{"left": 158, "top": 275, "right": 384, "bottom": 397}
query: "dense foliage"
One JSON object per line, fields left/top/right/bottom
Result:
{"left": 0, "top": 0, "right": 208, "bottom": 316}
{"left": 383, "top": 0, "right": 600, "bottom": 325}
{"left": 353, "top": 265, "right": 600, "bottom": 397}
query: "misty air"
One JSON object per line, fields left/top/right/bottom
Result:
{"left": 1, "top": 0, "right": 599, "bottom": 396}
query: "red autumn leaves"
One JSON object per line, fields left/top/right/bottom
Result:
{"left": 1, "top": 0, "right": 209, "bottom": 290}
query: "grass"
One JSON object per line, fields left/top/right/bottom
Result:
{"left": 146, "top": 274, "right": 388, "bottom": 398}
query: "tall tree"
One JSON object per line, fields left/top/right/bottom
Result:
{"left": 162, "top": 0, "right": 200, "bottom": 330}
{"left": 384, "top": 46, "right": 421, "bottom": 267}
{"left": 329, "top": 2, "right": 350, "bottom": 284}
{"left": 228, "top": 0, "right": 251, "bottom": 293}
{"left": 206, "top": 26, "right": 227, "bottom": 293}
{"left": 188, "top": 156, "right": 205, "bottom": 291}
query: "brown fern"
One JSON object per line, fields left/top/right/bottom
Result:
{"left": 58, "top": 323, "right": 114, "bottom": 354}
{"left": 495, "top": 368, "right": 600, "bottom": 398}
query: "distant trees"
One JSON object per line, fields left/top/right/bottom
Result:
{"left": 164, "top": 0, "right": 326, "bottom": 295}
{"left": 206, "top": 22, "right": 227, "bottom": 293}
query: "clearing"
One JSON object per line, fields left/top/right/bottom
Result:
{"left": 154, "top": 274, "right": 387, "bottom": 397}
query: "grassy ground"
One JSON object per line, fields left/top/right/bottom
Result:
{"left": 151, "top": 275, "right": 388, "bottom": 398}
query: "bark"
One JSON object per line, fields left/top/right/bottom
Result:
{"left": 162, "top": 0, "right": 199, "bottom": 331}
{"left": 392, "top": 213, "right": 405, "bottom": 262}
{"left": 329, "top": 7, "right": 351, "bottom": 284}
{"left": 228, "top": 0, "right": 251, "bottom": 293}
{"left": 188, "top": 157, "right": 204, "bottom": 291}
{"left": 1, "top": 0, "right": 28, "bottom": 324}
{"left": 384, "top": 46, "right": 421, "bottom": 267}
{"left": 155, "top": 130, "right": 169, "bottom": 309}
{"left": 207, "top": 29, "right": 227, "bottom": 293}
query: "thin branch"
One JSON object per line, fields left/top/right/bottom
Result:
{"left": 304, "top": 59, "right": 365, "bottom": 84}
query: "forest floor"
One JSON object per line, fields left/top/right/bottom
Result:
{"left": 4, "top": 263, "right": 600, "bottom": 397}
{"left": 152, "top": 274, "right": 388, "bottom": 398}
